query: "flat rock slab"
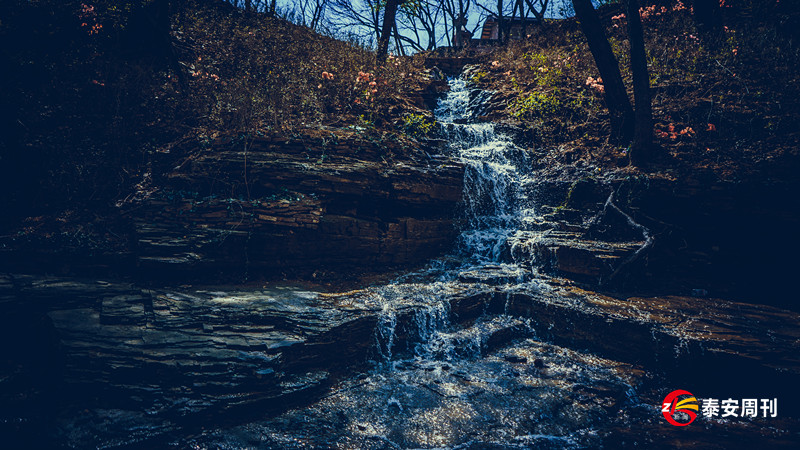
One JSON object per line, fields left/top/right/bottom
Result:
{"left": 174, "top": 337, "right": 646, "bottom": 449}
{"left": 481, "top": 277, "right": 800, "bottom": 406}
{"left": 458, "top": 263, "right": 527, "bottom": 285}
{"left": 539, "top": 280, "right": 800, "bottom": 372}
{"left": 320, "top": 275, "right": 800, "bottom": 394}
{"left": 507, "top": 229, "right": 645, "bottom": 280}
{"left": 4, "top": 273, "right": 800, "bottom": 446}
{"left": 0, "top": 275, "right": 389, "bottom": 435}
{"left": 174, "top": 334, "right": 798, "bottom": 449}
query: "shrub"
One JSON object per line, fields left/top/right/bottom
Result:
{"left": 400, "top": 113, "right": 436, "bottom": 138}
{"left": 509, "top": 91, "right": 564, "bottom": 120}
{"left": 469, "top": 70, "right": 488, "bottom": 84}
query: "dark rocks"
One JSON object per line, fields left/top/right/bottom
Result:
{"left": 424, "top": 56, "right": 480, "bottom": 75}
{"left": 125, "top": 130, "right": 465, "bottom": 281}
{"left": 0, "top": 274, "right": 140, "bottom": 312}
{"left": 411, "top": 68, "right": 450, "bottom": 109}
{"left": 100, "top": 294, "right": 148, "bottom": 325}
{"left": 0, "top": 275, "right": 391, "bottom": 445}
{"left": 512, "top": 230, "right": 644, "bottom": 280}
{"left": 527, "top": 174, "right": 800, "bottom": 305}
{"left": 503, "top": 354, "right": 527, "bottom": 363}
{"left": 4, "top": 272, "right": 800, "bottom": 446}
{"left": 497, "top": 280, "right": 800, "bottom": 404}
{"left": 173, "top": 336, "right": 645, "bottom": 450}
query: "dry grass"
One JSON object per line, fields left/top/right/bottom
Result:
{"left": 0, "top": 0, "right": 431, "bottom": 217}
{"left": 475, "top": 0, "right": 800, "bottom": 177}
{"left": 180, "top": 1, "right": 429, "bottom": 134}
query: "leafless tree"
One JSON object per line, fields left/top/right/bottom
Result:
{"left": 328, "top": 0, "right": 384, "bottom": 46}
{"left": 397, "top": 0, "right": 445, "bottom": 51}
{"left": 521, "top": 0, "right": 549, "bottom": 20}
{"left": 624, "top": 0, "right": 652, "bottom": 164}
{"left": 440, "top": 0, "right": 474, "bottom": 47}
{"left": 572, "top": 0, "right": 634, "bottom": 142}
{"left": 294, "top": 0, "right": 328, "bottom": 30}
{"left": 474, "top": 0, "right": 515, "bottom": 42}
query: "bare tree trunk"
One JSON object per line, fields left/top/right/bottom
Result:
{"left": 511, "top": 0, "right": 522, "bottom": 39}
{"left": 497, "top": 0, "right": 505, "bottom": 42}
{"left": 625, "top": 0, "right": 652, "bottom": 165}
{"left": 572, "top": 0, "right": 634, "bottom": 142}
{"left": 443, "top": 14, "right": 452, "bottom": 47}
{"left": 393, "top": 22, "right": 406, "bottom": 56}
{"left": 377, "top": 0, "right": 400, "bottom": 60}
{"left": 524, "top": 0, "right": 549, "bottom": 20}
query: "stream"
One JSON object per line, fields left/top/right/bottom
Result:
{"left": 153, "top": 78, "right": 797, "bottom": 448}
{"left": 18, "top": 76, "right": 800, "bottom": 449}
{"left": 170, "top": 75, "right": 623, "bottom": 449}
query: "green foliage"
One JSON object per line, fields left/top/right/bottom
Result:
{"left": 573, "top": 90, "right": 599, "bottom": 112}
{"left": 510, "top": 90, "right": 564, "bottom": 120}
{"left": 470, "top": 70, "right": 488, "bottom": 84}
{"left": 400, "top": 113, "right": 436, "bottom": 138}
{"left": 522, "top": 51, "right": 564, "bottom": 88}
{"left": 357, "top": 114, "right": 377, "bottom": 130}
{"left": 607, "top": 36, "right": 631, "bottom": 78}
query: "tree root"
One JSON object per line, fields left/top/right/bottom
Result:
{"left": 600, "top": 189, "right": 654, "bottom": 284}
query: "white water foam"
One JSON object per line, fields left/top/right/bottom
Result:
{"left": 371, "top": 76, "right": 548, "bottom": 364}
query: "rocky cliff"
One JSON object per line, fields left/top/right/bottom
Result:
{"left": 124, "top": 129, "right": 464, "bottom": 281}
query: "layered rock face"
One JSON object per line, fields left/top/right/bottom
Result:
{"left": 126, "top": 131, "right": 464, "bottom": 280}
{"left": 3, "top": 272, "right": 800, "bottom": 447}
{"left": 521, "top": 174, "right": 800, "bottom": 305}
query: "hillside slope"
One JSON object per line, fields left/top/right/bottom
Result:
{"left": 470, "top": 0, "right": 800, "bottom": 180}
{"left": 0, "top": 0, "right": 447, "bottom": 281}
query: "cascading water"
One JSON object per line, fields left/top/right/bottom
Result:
{"left": 44, "top": 75, "right": 800, "bottom": 449}
{"left": 370, "top": 77, "right": 547, "bottom": 364}
{"left": 437, "top": 78, "right": 538, "bottom": 265}
{"left": 153, "top": 75, "right": 644, "bottom": 450}
{"left": 165, "top": 73, "right": 791, "bottom": 450}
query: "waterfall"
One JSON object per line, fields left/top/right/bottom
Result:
{"left": 151, "top": 75, "right": 660, "bottom": 450}
{"left": 435, "top": 78, "right": 538, "bottom": 265}
{"left": 371, "top": 76, "right": 543, "bottom": 364}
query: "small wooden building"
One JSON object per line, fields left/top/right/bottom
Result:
{"left": 477, "top": 15, "right": 541, "bottom": 42}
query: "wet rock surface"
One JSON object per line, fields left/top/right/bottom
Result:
{"left": 177, "top": 337, "right": 799, "bottom": 449}
{"left": 523, "top": 170, "right": 800, "bottom": 307}
{"left": 179, "top": 338, "right": 643, "bottom": 449}
{"left": 0, "top": 275, "right": 470, "bottom": 445}
{"left": 2, "top": 271, "right": 800, "bottom": 447}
